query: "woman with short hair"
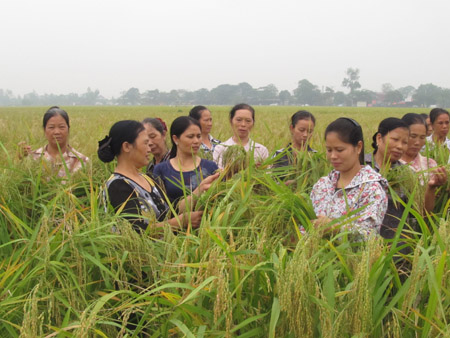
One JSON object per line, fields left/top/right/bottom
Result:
{"left": 19, "top": 106, "right": 88, "bottom": 178}
{"left": 213, "top": 103, "right": 269, "bottom": 169}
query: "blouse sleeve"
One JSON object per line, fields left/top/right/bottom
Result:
{"left": 107, "top": 179, "right": 147, "bottom": 232}
{"left": 352, "top": 181, "right": 388, "bottom": 237}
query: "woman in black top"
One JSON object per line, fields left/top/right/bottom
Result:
{"left": 98, "top": 120, "right": 218, "bottom": 233}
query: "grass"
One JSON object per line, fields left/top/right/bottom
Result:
{"left": 0, "top": 106, "right": 449, "bottom": 337}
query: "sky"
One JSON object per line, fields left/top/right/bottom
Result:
{"left": 1, "top": 0, "right": 450, "bottom": 98}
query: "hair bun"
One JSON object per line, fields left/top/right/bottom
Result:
{"left": 97, "top": 136, "right": 115, "bottom": 163}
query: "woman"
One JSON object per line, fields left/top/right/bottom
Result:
{"left": 273, "top": 110, "right": 316, "bottom": 168}
{"left": 98, "top": 120, "right": 218, "bottom": 233}
{"left": 310, "top": 118, "right": 388, "bottom": 239}
{"left": 153, "top": 116, "right": 219, "bottom": 204}
{"left": 189, "top": 105, "right": 220, "bottom": 154}
{"left": 426, "top": 108, "right": 450, "bottom": 150}
{"left": 142, "top": 117, "right": 170, "bottom": 175}
{"left": 19, "top": 106, "right": 88, "bottom": 178}
{"left": 400, "top": 113, "right": 437, "bottom": 172}
{"left": 366, "top": 118, "right": 445, "bottom": 239}
{"left": 213, "top": 103, "right": 269, "bottom": 169}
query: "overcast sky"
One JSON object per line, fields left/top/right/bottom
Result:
{"left": 1, "top": 0, "right": 449, "bottom": 98}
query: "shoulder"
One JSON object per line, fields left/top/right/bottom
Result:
{"left": 153, "top": 160, "right": 172, "bottom": 175}
{"left": 312, "top": 173, "right": 334, "bottom": 192}
{"left": 106, "top": 174, "right": 134, "bottom": 195}
{"left": 67, "top": 146, "right": 89, "bottom": 161}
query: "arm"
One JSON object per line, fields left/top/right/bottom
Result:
{"left": 177, "top": 172, "right": 220, "bottom": 212}
{"left": 424, "top": 166, "right": 447, "bottom": 213}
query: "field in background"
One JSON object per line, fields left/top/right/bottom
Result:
{"left": 0, "top": 105, "right": 432, "bottom": 160}
{"left": 0, "top": 106, "right": 449, "bottom": 337}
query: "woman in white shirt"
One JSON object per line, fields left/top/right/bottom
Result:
{"left": 213, "top": 103, "right": 269, "bottom": 169}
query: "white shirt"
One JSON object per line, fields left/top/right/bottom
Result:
{"left": 425, "top": 134, "right": 450, "bottom": 151}
{"left": 213, "top": 137, "right": 269, "bottom": 169}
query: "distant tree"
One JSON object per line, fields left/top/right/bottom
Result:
{"left": 439, "top": 88, "right": 450, "bottom": 107}
{"left": 413, "top": 83, "right": 441, "bottom": 107}
{"left": 120, "top": 87, "right": 141, "bottom": 105}
{"left": 397, "top": 85, "right": 415, "bottom": 100}
{"left": 192, "top": 88, "right": 210, "bottom": 104}
{"left": 142, "top": 89, "right": 160, "bottom": 105}
{"left": 384, "top": 90, "right": 404, "bottom": 105}
{"left": 210, "top": 84, "right": 240, "bottom": 105}
{"left": 381, "top": 83, "right": 394, "bottom": 94}
{"left": 333, "top": 91, "right": 349, "bottom": 106}
{"left": 342, "top": 68, "right": 361, "bottom": 93}
{"left": 322, "top": 87, "right": 335, "bottom": 106}
{"left": 279, "top": 90, "right": 292, "bottom": 105}
{"left": 237, "top": 82, "right": 255, "bottom": 102}
{"left": 80, "top": 87, "right": 100, "bottom": 105}
{"left": 257, "top": 84, "right": 278, "bottom": 104}
{"left": 22, "top": 91, "right": 40, "bottom": 105}
{"left": 352, "top": 89, "right": 376, "bottom": 104}
{"left": 293, "top": 79, "right": 322, "bottom": 105}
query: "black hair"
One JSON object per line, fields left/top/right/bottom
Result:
{"left": 371, "top": 117, "right": 408, "bottom": 153}
{"left": 420, "top": 113, "right": 429, "bottom": 121}
{"left": 291, "top": 110, "right": 316, "bottom": 127}
{"left": 189, "top": 106, "right": 209, "bottom": 121}
{"left": 169, "top": 116, "right": 201, "bottom": 158}
{"left": 142, "top": 117, "right": 167, "bottom": 134}
{"left": 401, "top": 113, "right": 427, "bottom": 128}
{"left": 325, "top": 117, "right": 364, "bottom": 164}
{"left": 98, "top": 120, "right": 145, "bottom": 163}
{"left": 429, "top": 108, "right": 450, "bottom": 124}
{"left": 43, "top": 106, "right": 70, "bottom": 129}
{"left": 229, "top": 103, "right": 255, "bottom": 122}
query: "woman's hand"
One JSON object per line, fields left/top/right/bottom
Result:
{"left": 17, "top": 141, "right": 32, "bottom": 159}
{"left": 167, "top": 210, "right": 204, "bottom": 230}
{"left": 312, "top": 215, "right": 339, "bottom": 236}
{"left": 428, "top": 166, "right": 447, "bottom": 189}
{"left": 197, "top": 172, "right": 220, "bottom": 194}
{"left": 187, "top": 210, "right": 203, "bottom": 228}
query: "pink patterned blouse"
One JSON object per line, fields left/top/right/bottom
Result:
{"left": 32, "top": 145, "right": 89, "bottom": 178}
{"left": 310, "top": 165, "right": 388, "bottom": 238}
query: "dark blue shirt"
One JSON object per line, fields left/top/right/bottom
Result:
{"left": 153, "top": 159, "right": 218, "bottom": 204}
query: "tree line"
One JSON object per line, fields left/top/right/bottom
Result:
{"left": 1, "top": 68, "right": 450, "bottom": 107}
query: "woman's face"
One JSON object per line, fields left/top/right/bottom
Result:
{"left": 432, "top": 113, "right": 450, "bottom": 139}
{"left": 199, "top": 110, "right": 213, "bottom": 135}
{"left": 325, "top": 132, "right": 362, "bottom": 173}
{"left": 129, "top": 130, "right": 151, "bottom": 168}
{"left": 173, "top": 124, "right": 202, "bottom": 156}
{"left": 231, "top": 109, "right": 254, "bottom": 140}
{"left": 44, "top": 114, "right": 69, "bottom": 147}
{"left": 377, "top": 127, "right": 409, "bottom": 163}
{"left": 144, "top": 123, "right": 166, "bottom": 156}
{"left": 405, "top": 123, "right": 427, "bottom": 159}
{"left": 290, "top": 119, "right": 314, "bottom": 148}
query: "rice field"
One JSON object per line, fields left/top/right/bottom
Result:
{"left": 0, "top": 106, "right": 449, "bottom": 337}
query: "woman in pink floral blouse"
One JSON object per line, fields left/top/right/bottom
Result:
{"left": 18, "top": 106, "right": 88, "bottom": 178}
{"left": 399, "top": 113, "right": 437, "bottom": 173}
{"left": 310, "top": 118, "right": 388, "bottom": 239}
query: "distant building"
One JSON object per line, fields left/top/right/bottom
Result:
{"left": 356, "top": 101, "right": 367, "bottom": 107}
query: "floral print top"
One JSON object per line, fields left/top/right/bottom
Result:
{"left": 399, "top": 153, "right": 437, "bottom": 172}
{"left": 310, "top": 165, "right": 388, "bottom": 238}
